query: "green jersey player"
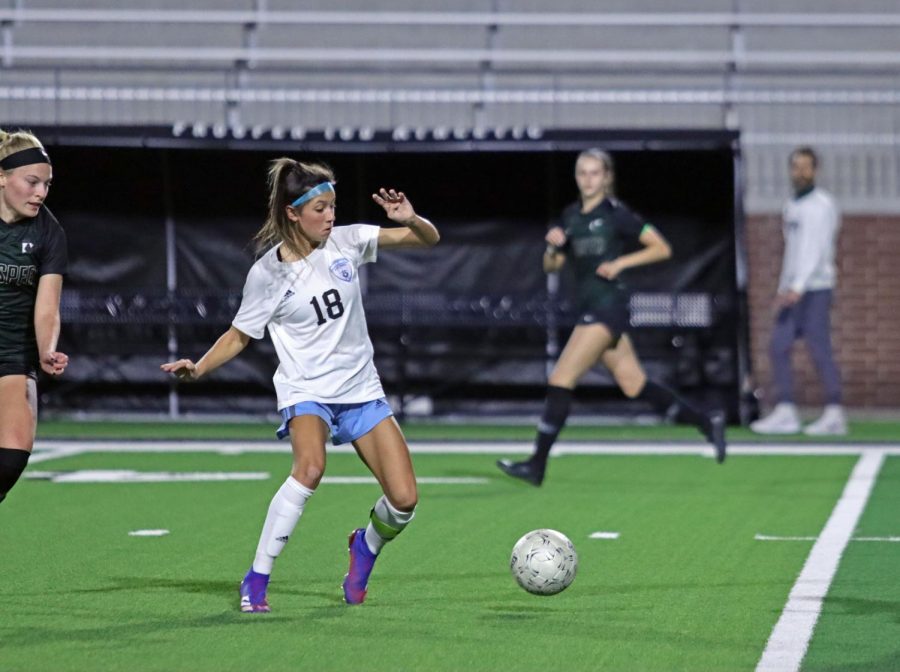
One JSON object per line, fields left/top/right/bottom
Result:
{"left": 498, "top": 148, "right": 726, "bottom": 486}
{"left": 0, "top": 129, "right": 68, "bottom": 505}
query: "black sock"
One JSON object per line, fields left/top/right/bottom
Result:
{"left": 637, "top": 380, "right": 708, "bottom": 430}
{"left": 532, "top": 386, "right": 573, "bottom": 465}
{"left": 0, "top": 448, "right": 31, "bottom": 505}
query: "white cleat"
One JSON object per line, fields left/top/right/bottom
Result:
{"left": 750, "top": 403, "right": 801, "bottom": 434}
{"left": 803, "top": 405, "right": 848, "bottom": 436}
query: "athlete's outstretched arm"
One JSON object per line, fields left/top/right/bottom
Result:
{"left": 597, "top": 225, "right": 672, "bottom": 280}
{"left": 34, "top": 273, "right": 68, "bottom": 375}
{"left": 161, "top": 326, "right": 250, "bottom": 381}
{"left": 373, "top": 188, "right": 440, "bottom": 249}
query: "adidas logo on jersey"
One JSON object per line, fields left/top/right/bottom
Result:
{"left": 280, "top": 289, "right": 295, "bottom": 303}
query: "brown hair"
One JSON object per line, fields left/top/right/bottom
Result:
{"left": 253, "top": 158, "right": 336, "bottom": 255}
{"left": 0, "top": 128, "right": 46, "bottom": 166}
{"left": 789, "top": 146, "right": 819, "bottom": 169}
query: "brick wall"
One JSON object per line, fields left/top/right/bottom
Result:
{"left": 745, "top": 213, "right": 900, "bottom": 409}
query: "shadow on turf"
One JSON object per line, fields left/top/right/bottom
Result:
{"left": 811, "top": 651, "right": 900, "bottom": 672}
{"left": 71, "top": 574, "right": 577, "bottom": 612}
{"left": 64, "top": 576, "right": 357, "bottom": 607}
{"left": 2, "top": 612, "right": 268, "bottom": 646}
{"left": 66, "top": 577, "right": 238, "bottom": 596}
{"left": 819, "top": 595, "right": 900, "bottom": 621}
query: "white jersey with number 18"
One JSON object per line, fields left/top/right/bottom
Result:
{"left": 232, "top": 224, "right": 384, "bottom": 408}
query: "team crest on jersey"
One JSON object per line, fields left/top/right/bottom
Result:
{"left": 21, "top": 241, "right": 34, "bottom": 254}
{"left": 588, "top": 218, "right": 604, "bottom": 232}
{"left": 329, "top": 258, "right": 353, "bottom": 282}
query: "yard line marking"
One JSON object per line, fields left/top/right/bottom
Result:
{"left": 589, "top": 531, "right": 620, "bottom": 540}
{"left": 25, "top": 470, "right": 487, "bottom": 486}
{"left": 128, "top": 529, "right": 170, "bottom": 537}
{"left": 756, "top": 534, "right": 900, "bottom": 543}
{"left": 30, "top": 439, "right": 900, "bottom": 457}
{"left": 755, "top": 451, "right": 885, "bottom": 672}
{"left": 27, "top": 470, "right": 271, "bottom": 483}
{"left": 27, "top": 446, "right": 87, "bottom": 464}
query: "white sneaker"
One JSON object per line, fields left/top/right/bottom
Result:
{"left": 804, "top": 405, "right": 848, "bottom": 436}
{"left": 750, "top": 403, "right": 801, "bottom": 434}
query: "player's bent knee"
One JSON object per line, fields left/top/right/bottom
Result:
{"left": 619, "top": 379, "right": 643, "bottom": 398}
{"left": 387, "top": 490, "right": 418, "bottom": 512}
{"left": 292, "top": 463, "right": 325, "bottom": 488}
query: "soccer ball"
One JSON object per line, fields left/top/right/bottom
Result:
{"left": 509, "top": 528, "right": 578, "bottom": 595}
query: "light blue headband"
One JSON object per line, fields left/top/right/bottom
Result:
{"left": 291, "top": 181, "right": 335, "bottom": 208}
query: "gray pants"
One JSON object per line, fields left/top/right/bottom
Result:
{"left": 770, "top": 289, "right": 842, "bottom": 404}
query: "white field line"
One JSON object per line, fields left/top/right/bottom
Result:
{"left": 27, "top": 470, "right": 271, "bottom": 483}
{"left": 128, "top": 529, "right": 170, "bottom": 537}
{"left": 755, "top": 451, "right": 886, "bottom": 672}
{"left": 756, "top": 534, "right": 900, "bottom": 543}
{"left": 27, "top": 446, "right": 90, "bottom": 464}
{"left": 589, "top": 531, "right": 621, "bottom": 539}
{"left": 30, "top": 439, "right": 900, "bottom": 457}
{"left": 25, "top": 469, "right": 488, "bottom": 486}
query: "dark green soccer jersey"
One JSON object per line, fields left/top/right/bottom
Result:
{"left": 0, "top": 207, "right": 68, "bottom": 366}
{"left": 557, "top": 198, "right": 646, "bottom": 312}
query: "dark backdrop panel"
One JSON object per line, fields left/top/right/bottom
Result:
{"left": 37, "top": 133, "right": 746, "bottom": 420}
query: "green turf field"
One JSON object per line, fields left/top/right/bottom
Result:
{"left": 2, "top": 423, "right": 899, "bottom": 671}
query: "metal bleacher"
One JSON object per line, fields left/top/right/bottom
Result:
{"left": 1, "top": 0, "right": 899, "bottom": 212}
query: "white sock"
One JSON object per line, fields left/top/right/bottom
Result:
{"left": 364, "top": 495, "right": 415, "bottom": 555}
{"left": 251, "top": 476, "right": 314, "bottom": 575}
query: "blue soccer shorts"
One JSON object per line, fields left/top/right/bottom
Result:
{"left": 276, "top": 397, "right": 394, "bottom": 445}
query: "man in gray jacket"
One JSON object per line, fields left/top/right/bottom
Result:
{"left": 752, "top": 147, "right": 845, "bottom": 435}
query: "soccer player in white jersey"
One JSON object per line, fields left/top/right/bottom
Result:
{"left": 161, "top": 159, "right": 439, "bottom": 612}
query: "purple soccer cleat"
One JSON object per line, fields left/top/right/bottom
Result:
{"left": 342, "top": 528, "right": 377, "bottom": 605}
{"left": 239, "top": 568, "right": 271, "bottom": 613}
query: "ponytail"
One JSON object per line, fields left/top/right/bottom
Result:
{"left": 253, "top": 158, "right": 336, "bottom": 255}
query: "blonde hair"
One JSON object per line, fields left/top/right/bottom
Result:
{"left": 254, "top": 158, "right": 336, "bottom": 255}
{"left": 576, "top": 147, "right": 615, "bottom": 196}
{"left": 0, "top": 128, "right": 46, "bottom": 166}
